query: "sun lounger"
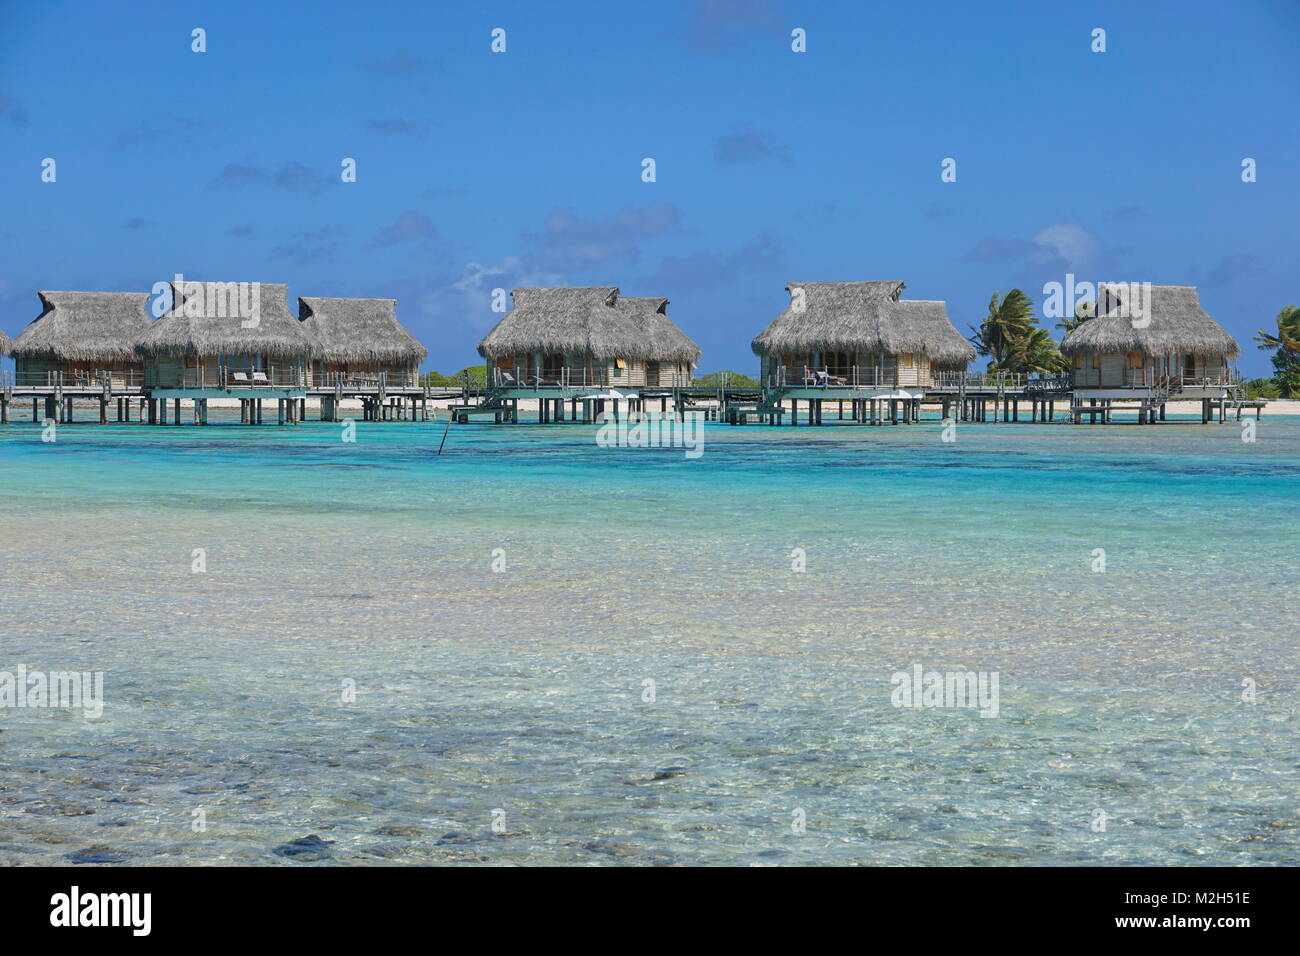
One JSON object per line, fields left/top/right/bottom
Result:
{"left": 251, "top": 371, "right": 270, "bottom": 385}
{"left": 230, "top": 371, "right": 251, "bottom": 385}
{"left": 806, "top": 369, "right": 846, "bottom": 387}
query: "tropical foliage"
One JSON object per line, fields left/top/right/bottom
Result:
{"left": 1055, "top": 300, "right": 1093, "bottom": 336}
{"left": 969, "top": 290, "right": 1068, "bottom": 374}
{"left": 1254, "top": 305, "right": 1300, "bottom": 398}
{"left": 420, "top": 365, "right": 486, "bottom": 387}
{"left": 1244, "top": 377, "right": 1282, "bottom": 400}
{"left": 695, "top": 370, "right": 760, "bottom": 387}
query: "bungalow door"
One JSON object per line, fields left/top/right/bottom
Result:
{"left": 646, "top": 361, "right": 660, "bottom": 387}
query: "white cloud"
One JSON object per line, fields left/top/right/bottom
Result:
{"left": 1031, "top": 223, "right": 1101, "bottom": 269}
{"left": 420, "top": 258, "right": 565, "bottom": 331}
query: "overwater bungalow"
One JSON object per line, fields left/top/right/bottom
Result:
{"left": 134, "top": 281, "right": 313, "bottom": 423}
{"left": 135, "top": 281, "right": 313, "bottom": 389}
{"left": 298, "top": 296, "right": 427, "bottom": 388}
{"left": 752, "top": 281, "right": 975, "bottom": 390}
{"left": 10, "top": 291, "right": 152, "bottom": 387}
{"left": 477, "top": 286, "right": 700, "bottom": 390}
{"left": 1060, "top": 284, "right": 1240, "bottom": 421}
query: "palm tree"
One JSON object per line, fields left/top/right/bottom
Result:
{"left": 1056, "top": 300, "right": 1093, "bottom": 336}
{"left": 1254, "top": 305, "right": 1300, "bottom": 353}
{"left": 969, "top": 290, "right": 1036, "bottom": 368}
{"left": 1004, "top": 326, "right": 1069, "bottom": 374}
{"left": 1255, "top": 305, "right": 1300, "bottom": 397}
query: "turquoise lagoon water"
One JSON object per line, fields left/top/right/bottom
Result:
{"left": 0, "top": 411, "right": 1297, "bottom": 865}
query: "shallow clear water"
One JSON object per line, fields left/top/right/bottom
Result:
{"left": 1, "top": 411, "right": 1297, "bottom": 865}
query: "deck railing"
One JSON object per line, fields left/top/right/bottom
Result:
{"left": 315, "top": 370, "right": 421, "bottom": 389}
{"left": 769, "top": 366, "right": 900, "bottom": 389}
{"left": 1120, "top": 368, "right": 1239, "bottom": 389}
{"left": 490, "top": 366, "right": 605, "bottom": 389}
{"left": 146, "top": 366, "right": 305, "bottom": 389}
{"left": 5, "top": 369, "right": 145, "bottom": 388}
{"left": 933, "top": 370, "right": 1028, "bottom": 389}
{"left": 1023, "top": 373, "right": 1073, "bottom": 392}
{"left": 487, "top": 366, "right": 693, "bottom": 390}
{"left": 220, "top": 366, "right": 304, "bottom": 388}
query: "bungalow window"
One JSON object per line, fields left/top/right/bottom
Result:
{"left": 613, "top": 357, "right": 627, "bottom": 377}
{"left": 1184, "top": 355, "right": 1196, "bottom": 377}
{"left": 540, "top": 354, "right": 564, "bottom": 380}
{"left": 901, "top": 353, "right": 914, "bottom": 368}
{"left": 1073, "top": 356, "right": 1082, "bottom": 370}
{"left": 1091, "top": 354, "right": 1101, "bottom": 369}
{"left": 1128, "top": 352, "right": 1143, "bottom": 369}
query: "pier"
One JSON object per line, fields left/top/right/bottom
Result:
{"left": 0, "top": 367, "right": 1268, "bottom": 428}
{"left": 0, "top": 368, "right": 463, "bottom": 426}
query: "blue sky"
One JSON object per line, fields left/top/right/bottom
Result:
{"left": 1, "top": 0, "right": 1296, "bottom": 375}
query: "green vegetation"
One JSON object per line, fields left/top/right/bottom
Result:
{"left": 970, "top": 290, "right": 1069, "bottom": 374}
{"left": 694, "top": 370, "right": 760, "bottom": 387}
{"left": 420, "top": 365, "right": 486, "bottom": 387}
{"left": 1253, "top": 305, "right": 1300, "bottom": 398}
{"left": 1055, "top": 300, "right": 1092, "bottom": 336}
{"left": 1244, "top": 378, "right": 1282, "bottom": 400}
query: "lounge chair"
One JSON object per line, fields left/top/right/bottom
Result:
{"left": 230, "top": 371, "right": 251, "bottom": 385}
{"left": 806, "top": 369, "right": 845, "bottom": 387}
{"left": 498, "top": 370, "right": 518, "bottom": 386}
{"left": 251, "top": 371, "right": 270, "bottom": 385}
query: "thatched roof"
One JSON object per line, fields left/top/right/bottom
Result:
{"left": 893, "top": 300, "right": 978, "bottom": 369}
{"left": 1060, "top": 285, "right": 1239, "bottom": 359}
{"left": 135, "top": 282, "right": 313, "bottom": 359}
{"left": 0, "top": 328, "right": 11, "bottom": 357}
{"left": 12, "top": 291, "right": 153, "bottom": 363}
{"left": 298, "top": 297, "right": 427, "bottom": 365}
{"left": 752, "top": 281, "right": 977, "bottom": 365}
{"left": 614, "top": 296, "right": 702, "bottom": 364}
{"left": 478, "top": 287, "right": 693, "bottom": 362}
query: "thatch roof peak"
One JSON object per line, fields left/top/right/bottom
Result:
{"left": 0, "top": 328, "right": 11, "bottom": 357}
{"left": 510, "top": 286, "right": 620, "bottom": 309}
{"left": 135, "top": 281, "right": 313, "bottom": 360}
{"left": 1060, "top": 284, "right": 1239, "bottom": 359}
{"left": 751, "top": 281, "right": 975, "bottom": 365}
{"left": 12, "top": 290, "right": 153, "bottom": 363}
{"left": 614, "top": 296, "right": 701, "bottom": 364}
{"left": 478, "top": 286, "right": 697, "bottom": 362}
{"left": 298, "top": 296, "right": 427, "bottom": 365}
